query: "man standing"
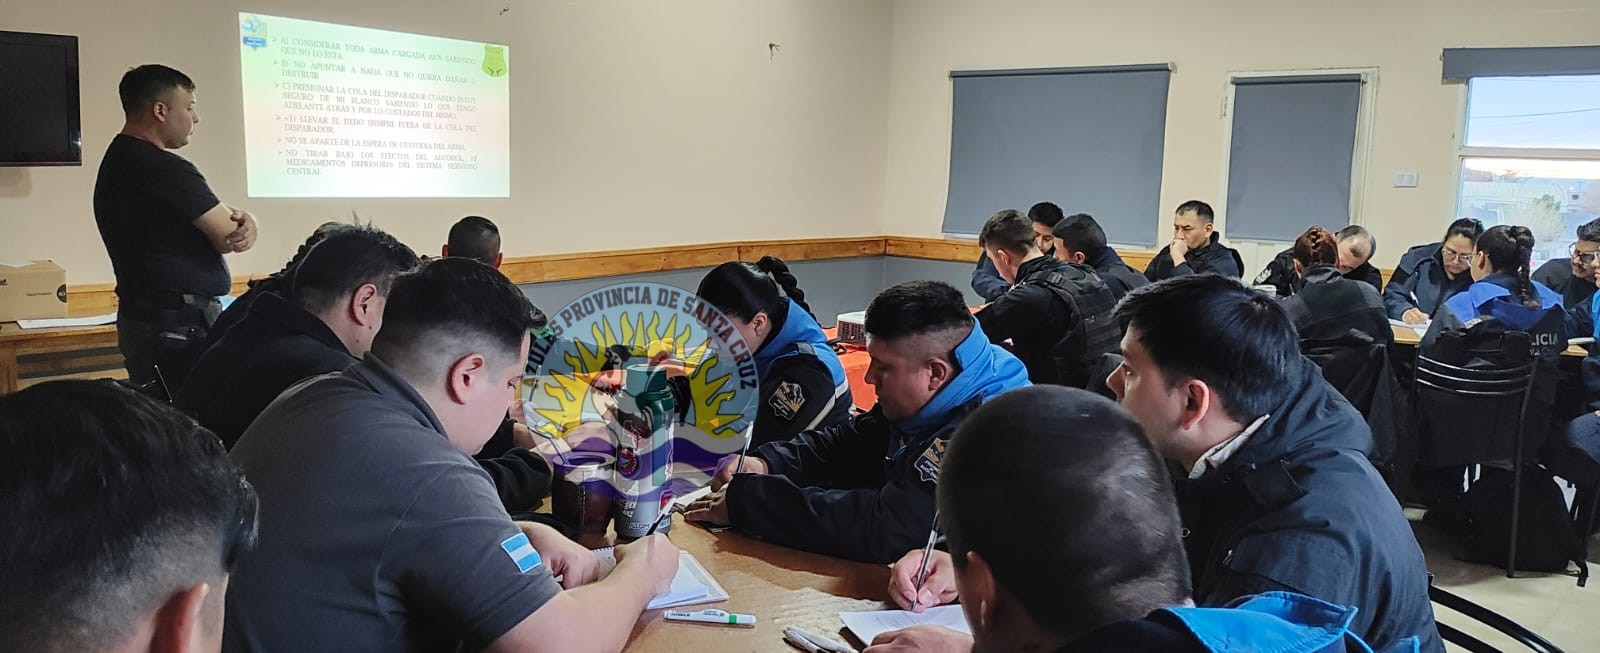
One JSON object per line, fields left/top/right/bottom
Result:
{"left": 94, "top": 64, "right": 258, "bottom": 396}
{"left": 1143, "top": 201, "right": 1243, "bottom": 282}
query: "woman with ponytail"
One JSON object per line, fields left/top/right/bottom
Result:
{"left": 696, "top": 256, "right": 853, "bottom": 446}
{"left": 1422, "top": 224, "right": 1568, "bottom": 357}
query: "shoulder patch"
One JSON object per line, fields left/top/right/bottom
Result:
{"left": 500, "top": 532, "right": 543, "bottom": 573}
{"left": 769, "top": 380, "right": 807, "bottom": 421}
{"left": 915, "top": 439, "right": 947, "bottom": 483}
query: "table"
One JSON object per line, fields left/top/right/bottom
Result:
{"left": 1388, "top": 324, "right": 1588, "bottom": 358}
{"left": 616, "top": 514, "right": 891, "bottom": 651}
{"left": 0, "top": 321, "right": 121, "bottom": 393}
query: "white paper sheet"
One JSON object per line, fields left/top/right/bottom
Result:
{"left": 593, "top": 548, "right": 727, "bottom": 610}
{"left": 15, "top": 312, "right": 117, "bottom": 329}
{"left": 839, "top": 605, "right": 971, "bottom": 644}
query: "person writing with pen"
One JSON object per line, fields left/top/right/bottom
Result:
{"left": 868, "top": 386, "right": 1416, "bottom": 652}
{"left": 684, "top": 281, "right": 1030, "bottom": 563}
{"left": 1383, "top": 218, "right": 1483, "bottom": 324}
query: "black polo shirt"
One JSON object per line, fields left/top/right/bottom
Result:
{"left": 92, "top": 134, "right": 229, "bottom": 310}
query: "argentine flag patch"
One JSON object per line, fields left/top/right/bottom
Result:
{"left": 500, "top": 533, "right": 543, "bottom": 573}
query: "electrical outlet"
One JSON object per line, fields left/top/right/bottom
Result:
{"left": 1393, "top": 171, "right": 1419, "bottom": 188}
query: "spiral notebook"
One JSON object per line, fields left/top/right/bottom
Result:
{"left": 592, "top": 547, "right": 728, "bottom": 610}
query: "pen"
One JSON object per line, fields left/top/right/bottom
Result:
{"left": 911, "top": 510, "right": 940, "bottom": 607}
{"left": 734, "top": 422, "right": 755, "bottom": 474}
{"left": 786, "top": 626, "right": 858, "bottom": 653}
{"left": 666, "top": 609, "right": 756, "bottom": 626}
{"left": 784, "top": 629, "right": 824, "bottom": 653}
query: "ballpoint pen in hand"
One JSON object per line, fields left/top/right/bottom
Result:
{"left": 910, "top": 510, "right": 940, "bottom": 608}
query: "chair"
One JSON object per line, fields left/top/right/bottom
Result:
{"left": 1430, "top": 584, "right": 1564, "bottom": 652}
{"left": 1412, "top": 353, "right": 1538, "bottom": 577}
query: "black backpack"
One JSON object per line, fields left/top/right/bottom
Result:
{"left": 1461, "top": 466, "right": 1589, "bottom": 585}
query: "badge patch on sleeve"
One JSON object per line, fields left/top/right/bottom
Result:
{"left": 769, "top": 381, "right": 807, "bottom": 421}
{"left": 915, "top": 439, "right": 948, "bottom": 483}
{"left": 500, "top": 533, "right": 543, "bottom": 573}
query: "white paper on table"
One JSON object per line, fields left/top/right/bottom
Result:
{"left": 839, "top": 605, "right": 971, "bottom": 644}
{"left": 592, "top": 548, "right": 727, "bottom": 610}
{"left": 1387, "top": 318, "right": 1429, "bottom": 338}
{"left": 15, "top": 312, "right": 117, "bottom": 329}
{"left": 672, "top": 486, "right": 712, "bottom": 511}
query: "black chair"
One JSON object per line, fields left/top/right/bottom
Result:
{"left": 1412, "top": 353, "right": 1539, "bottom": 577}
{"left": 1430, "top": 584, "right": 1564, "bottom": 652}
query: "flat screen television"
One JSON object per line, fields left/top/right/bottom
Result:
{"left": 0, "top": 31, "right": 81, "bottom": 166}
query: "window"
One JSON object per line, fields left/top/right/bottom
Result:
{"left": 1220, "top": 72, "right": 1372, "bottom": 243}
{"left": 1447, "top": 47, "right": 1600, "bottom": 267}
{"left": 942, "top": 65, "right": 1171, "bottom": 246}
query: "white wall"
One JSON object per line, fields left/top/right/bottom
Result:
{"left": 881, "top": 0, "right": 1600, "bottom": 273}
{"left": 0, "top": 0, "right": 892, "bottom": 285}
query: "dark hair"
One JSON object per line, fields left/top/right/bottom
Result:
{"left": 696, "top": 256, "right": 814, "bottom": 323}
{"left": 248, "top": 222, "right": 349, "bottom": 293}
{"left": 1576, "top": 217, "right": 1600, "bottom": 244}
{"left": 978, "top": 209, "right": 1036, "bottom": 256}
{"left": 447, "top": 216, "right": 502, "bottom": 266}
{"left": 290, "top": 226, "right": 420, "bottom": 315}
{"left": 1476, "top": 225, "right": 1541, "bottom": 309}
{"left": 865, "top": 281, "right": 973, "bottom": 363}
{"left": 1444, "top": 217, "right": 1485, "bottom": 244}
{"left": 372, "top": 258, "right": 545, "bottom": 375}
{"left": 118, "top": 64, "right": 195, "bottom": 119}
{"left": 1052, "top": 213, "right": 1109, "bottom": 260}
{"left": 1335, "top": 224, "right": 1376, "bottom": 259}
{"left": 941, "top": 386, "right": 1191, "bottom": 638}
{"left": 1292, "top": 226, "right": 1339, "bottom": 269}
{"left": 0, "top": 380, "right": 257, "bottom": 651}
{"left": 1027, "top": 202, "right": 1066, "bottom": 228}
{"left": 1114, "top": 275, "right": 1298, "bottom": 423}
{"left": 1175, "top": 200, "right": 1215, "bottom": 223}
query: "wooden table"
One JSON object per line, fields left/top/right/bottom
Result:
{"left": 617, "top": 513, "right": 891, "bottom": 651}
{"left": 0, "top": 321, "right": 121, "bottom": 393}
{"left": 1388, "top": 323, "right": 1589, "bottom": 357}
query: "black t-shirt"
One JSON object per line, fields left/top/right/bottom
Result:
{"left": 93, "top": 134, "right": 229, "bottom": 307}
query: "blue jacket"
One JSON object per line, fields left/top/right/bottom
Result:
{"left": 747, "top": 298, "right": 853, "bottom": 446}
{"left": 1063, "top": 592, "right": 1419, "bottom": 652}
{"left": 1176, "top": 359, "right": 1442, "bottom": 652}
{"left": 727, "top": 320, "right": 1030, "bottom": 562}
{"left": 1382, "top": 243, "right": 1473, "bottom": 320}
{"left": 1422, "top": 271, "right": 1566, "bottom": 357}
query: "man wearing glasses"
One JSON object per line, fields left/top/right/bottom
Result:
{"left": 1383, "top": 218, "right": 1484, "bottom": 324}
{"left": 1534, "top": 218, "right": 1600, "bottom": 338}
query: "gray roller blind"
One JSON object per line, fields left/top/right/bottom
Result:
{"left": 1442, "top": 46, "right": 1600, "bottom": 80}
{"left": 1224, "top": 75, "right": 1361, "bottom": 242}
{"left": 942, "top": 64, "right": 1171, "bottom": 246}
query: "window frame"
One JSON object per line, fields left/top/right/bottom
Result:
{"left": 1214, "top": 68, "right": 1379, "bottom": 246}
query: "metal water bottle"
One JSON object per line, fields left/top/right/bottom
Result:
{"left": 612, "top": 363, "right": 676, "bottom": 539}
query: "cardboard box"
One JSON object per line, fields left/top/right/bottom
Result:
{"left": 0, "top": 261, "right": 67, "bottom": 322}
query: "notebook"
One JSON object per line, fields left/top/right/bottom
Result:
{"left": 839, "top": 605, "right": 971, "bottom": 644}
{"left": 592, "top": 547, "right": 728, "bottom": 610}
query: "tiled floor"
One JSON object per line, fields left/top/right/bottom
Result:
{"left": 1414, "top": 509, "right": 1598, "bottom": 652}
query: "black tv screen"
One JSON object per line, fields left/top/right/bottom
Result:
{"left": 0, "top": 31, "right": 81, "bottom": 166}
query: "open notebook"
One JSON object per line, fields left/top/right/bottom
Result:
{"left": 839, "top": 605, "right": 971, "bottom": 644}
{"left": 593, "top": 547, "right": 728, "bottom": 610}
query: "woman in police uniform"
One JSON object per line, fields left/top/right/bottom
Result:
{"left": 696, "top": 257, "right": 853, "bottom": 448}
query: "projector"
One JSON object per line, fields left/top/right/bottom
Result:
{"left": 835, "top": 311, "right": 867, "bottom": 345}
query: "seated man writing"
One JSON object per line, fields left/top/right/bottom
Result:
{"left": 685, "top": 280, "right": 1030, "bottom": 563}
{"left": 870, "top": 386, "right": 1413, "bottom": 652}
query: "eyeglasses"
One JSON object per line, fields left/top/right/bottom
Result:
{"left": 1441, "top": 249, "right": 1474, "bottom": 264}
{"left": 1571, "top": 244, "right": 1600, "bottom": 265}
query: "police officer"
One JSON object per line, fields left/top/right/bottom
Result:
{"left": 1253, "top": 225, "right": 1382, "bottom": 297}
{"left": 684, "top": 281, "right": 1031, "bottom": 563}
{"left": 695, "top": 257, "right": 852, "bottom": 448}
{"left": 1384, "top": 218, "right": 1484, "bottom": 324}
{"left": 975, "top": 210, "right": 1121, "bottom": 387}
{"left": 1050, "top": 213, "right": 1148, "bottom": 300}
{"left": 93, "top": 65, "right": 258, "bottom": 397}
{"left": 972, "top": 202, "right": 1065, "bottom": 301}
{"left": 1144, "top": 200, "right": 1243, "bottom": 281}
